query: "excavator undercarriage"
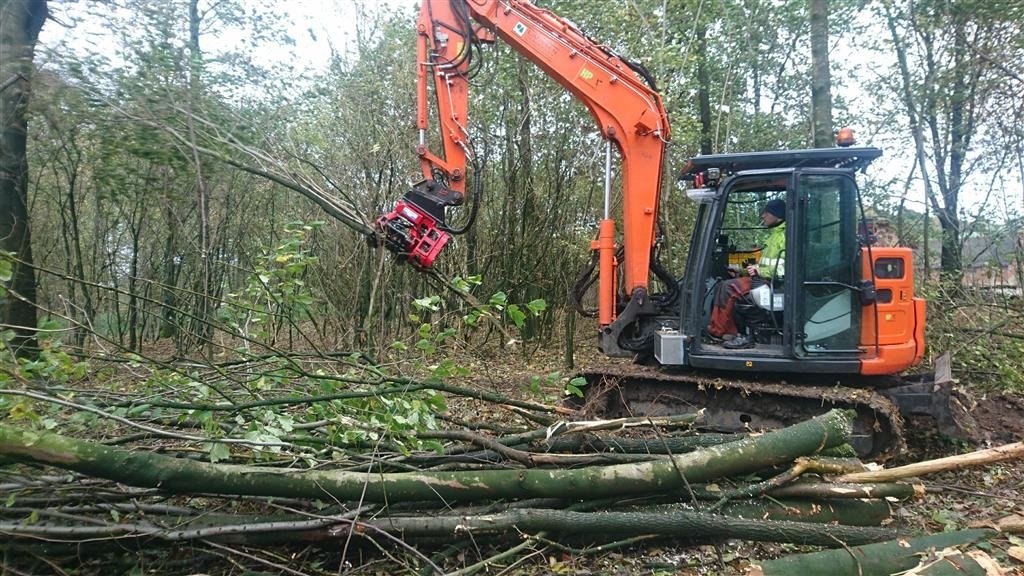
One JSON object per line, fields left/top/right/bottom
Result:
{"left": 575, "top": 353, "right": 976, "bottom": 460}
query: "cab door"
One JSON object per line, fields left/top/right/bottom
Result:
{"left": 792, "top": 171, "right": 864, "bottom": 358}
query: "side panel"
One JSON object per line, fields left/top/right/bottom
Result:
{"left": 860, "top": 247, "right": 926, "bottom": 374}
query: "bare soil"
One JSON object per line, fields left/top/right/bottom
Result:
{"left": 972, "top": 392, "right": 1024, "bottom": 445}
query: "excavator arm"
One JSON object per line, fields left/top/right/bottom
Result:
{"left": 373, "top": 0, "right": 672, "bottom": 356}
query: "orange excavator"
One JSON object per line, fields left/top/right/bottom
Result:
{"left": 370, "top": 0, "right": 970, "bottom": 457}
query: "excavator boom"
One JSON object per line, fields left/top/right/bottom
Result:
{"left": 374, "top": 0, "right": 671, "bottom": 355}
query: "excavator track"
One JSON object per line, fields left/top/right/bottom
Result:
{"left": 575, "top": 363, "right": 906, "bottom": 460}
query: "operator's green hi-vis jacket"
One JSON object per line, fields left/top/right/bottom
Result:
{"left": 759, "top": 222, "right": 786, "bottom": 279}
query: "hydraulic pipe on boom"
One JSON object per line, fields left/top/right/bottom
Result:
{"left": 372, "top": 0, "right": 673, "bottom": 356}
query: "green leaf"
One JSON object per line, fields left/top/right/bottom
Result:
{"left": 415, "top": 338, "right": 435, "bottom": 354}
{"left": 412, "top": 295, "right": 441, "bottom": 311}
{"left": 565, "top": 376, "right": 586, "bottom": 398}
{"left": 0, "top": 255, "right": 12, "bottom": 282}
{"left": 488, "top": 291, "right": 508, "bottom": 308}
{"left": 526, "top": 299, "right": 547, "bottom": 315}
{"left": 206, "top": 442, "right": 232, "bottom": 463}
{"left": 426, "top": 393, "right": 447, "bottom": 412}
{"left": 418, "top": 323, "right": 432, "bottom": 339}
{"left": 450, "top": 275, "right": 482, "bottom": 294}
{"left": 507, "top": 305, "right": 526, "bottom": 329}
{"left": 463, "top": 309, "right": 481, "bottom": 326}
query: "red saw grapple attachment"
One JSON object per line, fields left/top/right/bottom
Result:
{"left": 371, "top": 179, "right": 462, "bottom": 269}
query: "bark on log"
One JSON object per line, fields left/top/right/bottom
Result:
{"left": 0, "top": 409, "right": 853, "bottom": 504}
{"left": 905, "top": 550, "right": 1005, "bottom": 575}
{"left": 364, "top": 507, "right": 895, "bottom": 546}
{"left": 747, "top": 528, "right": 996, "bottom": 575}
{"left": 0, "top": 499, "right": 888, "bottom": 548}
{"left": 536, "top": 432, "right": 741, "bottom": 454}
{"left": 766, "top": 480, "right": 924, "bottom": 500}
{"left": 712, "top": 498, "right": 891, "bottom": 527}
{"left": 643, "top": 499, "right": 891, "bottom": 526}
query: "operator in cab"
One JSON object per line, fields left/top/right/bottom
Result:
{"left": 704, "top": 199, "right": 786, "bottom": 349}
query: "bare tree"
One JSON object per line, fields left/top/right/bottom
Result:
{"left": 0, "top": 0, "right": 47, "bottom": 356}
{"left": 809, "top": 0, "right": 834, "bottom": 147}
{"left": 883, "top": 0, "right": 1024, "bottom": 283}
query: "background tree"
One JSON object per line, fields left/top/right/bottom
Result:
{"left": 809, "top": 0, "right": 834, "bottom": 147}
{"left": 878, "top": 0, "right": 1024, "bottom": 283}
{"left": 0, "top": 0, "right": 46, "bottom": 356}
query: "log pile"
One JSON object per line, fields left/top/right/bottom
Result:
{"left": 1, "top": 373, "right": 1020, "bottom": 574}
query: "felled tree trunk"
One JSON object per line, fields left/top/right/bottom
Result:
{"left": 0, "top": 499, "right": 892, "bottom": 549}
{"left": 765, "top": 480, "right": 923, "bottom": 500}
{"left": 536, "top": 431, "right": 742, "bottom": 454}
{"left": 904, "top": 550, "right": 1005, "bottom": 575}
{"left": 747, "top": 528, "right": 996, "bottom": 575}
{"left": 0, "top": 409, "right": 853, "bottom": 504}
{"left": 363, "top": 507, "right": 894, "bottom": 546}
{"left": 838, "top": 441, "right": 1024, "bottom": 483}
{"left": 711, "top": 498, "right": 891, "bottom": 527}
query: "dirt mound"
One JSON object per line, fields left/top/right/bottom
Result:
{"left": 971, "top": 392, "right": 1024, "bottom": 445}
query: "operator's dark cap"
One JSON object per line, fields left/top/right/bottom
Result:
{"left": 762, "top": 199, "right": 786, "bottom": 219}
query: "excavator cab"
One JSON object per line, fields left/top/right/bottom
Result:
{"left": 658, "top": 147, "right": 926, "bottom": 376}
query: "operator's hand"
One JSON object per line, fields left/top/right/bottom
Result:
{"left": 746, "top": 264, "right": 760, "bottom": 277}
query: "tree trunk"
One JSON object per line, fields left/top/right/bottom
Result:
{"left": 186, "top": 0, "right": 214, "bottom": 356}
{"left": 674, "top": 498, "right": 892, "bottom": 527}
{"left": 158, "top": 197, "right": 181, "bottom": 340}
{"left": 360, "top": 506, "right": 894, "bottom": 546}
{"left": 695, "top": 19, "right": 713, "bottom": 154}
{"left": 0, "top": 503, "right": 892, "bottom": 548}
{"left": 536, "top": 431, "right": 742, "bottom": 454}
{"left": 0, "top": 0, "right": 46, "bottom": 356}
{"left": 765, "top": 480, "right": 923, "bottom": 501}
{"left": 748, "top": 528, "right": 995, "bottom": 575}
{"left": 809, "top": 0, "right": 833, "bottom": 147}
{"left": 838, "top": 441, "right": 1024, "bottom": 483}
{"left": 64, "top": 152, "right": 94, "bottom": 346}
{"left": 0, "top": 409, "right": 853, "bottom": 504}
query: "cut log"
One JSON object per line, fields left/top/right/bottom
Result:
{"left": 640, "top": 499, "right": 890, "bottom": 526}
{"left": 713, "top": 498, "right": 891, "bottom": 527}
{"left": 747, "top": 528, "right": 996, "bottom": 575}
{"left": 837, "top": 441, "right": 1024, "bottom": 483}
{"left": 0, "top": 499, "right": 889, "bottom": 547}
{"left": 361, "top": 507, "right": 895, "bottom": 546}
{"left": 535, "top": 432, "right": 742, "bottom": 454}
{"left": 766, "top": 479, "right": 924, "bottom": 500}
{"left": 902, "top": 549, "right": 1006, "bottom": 575}
{"left": 0, "top": 409, "right": 853, "bottom": 504}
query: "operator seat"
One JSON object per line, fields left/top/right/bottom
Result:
{"left": 734, "top": 283, "right": 784, "bottom": 345}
